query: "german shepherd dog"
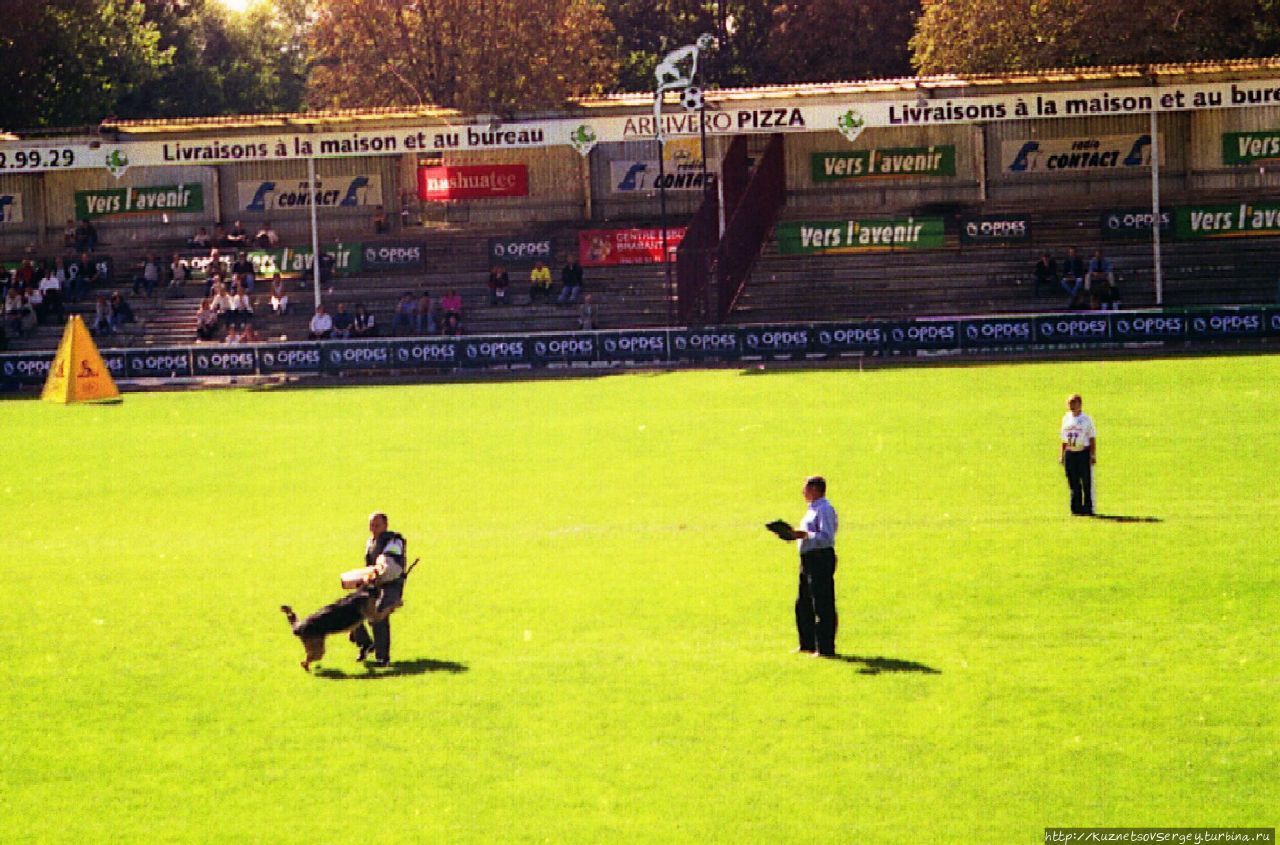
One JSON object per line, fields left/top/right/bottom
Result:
{"left": 281, "top": 587, "right": 381, "bottom": 672}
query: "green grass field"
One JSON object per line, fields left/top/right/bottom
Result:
{"left": 1, "top": 355, "right": 1276, "bottom": 844}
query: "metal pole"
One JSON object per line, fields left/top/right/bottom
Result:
{"left": 1149, "top": 109, "right": 1164, "bottom": 306}
{"left": 659, "top": 138, "right": 673, "bottom": 327}
{"left": 308, "top": 156, "right": 322, "bottom": 309}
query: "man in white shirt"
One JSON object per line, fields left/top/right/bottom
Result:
{"left": 791, "top": 475, "right": 840, "bottom": 657}
{"left": 308, "top": 304, "right": 333, "bottom": 339}
{"left": 1059, "top": 393, "right": 1097, "bottom": 516}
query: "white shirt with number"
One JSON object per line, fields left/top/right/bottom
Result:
{"left": 1060, "top": 412, "right": 1096, "bottom": 452}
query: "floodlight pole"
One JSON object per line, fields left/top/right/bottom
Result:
{"left": 1149, "top": 109, "right": 1164, "bottom": 306}
{"left": 308, "top": 156, "right": 322, "bottom": 309}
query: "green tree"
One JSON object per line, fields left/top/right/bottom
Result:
{"left": 306, "top": 0, "right": 617, "bottom": 114}
{"left": 763, "top": 0, "right": 919, "bottom": 84}
{"left": 115, "top": 0, "right": 308, "bottom": 119}
{"left": 0, "top": 0, "right": 171, "bottom": 129}
{"left": 911, "top": 0, "right": 1280, "bottom": 75}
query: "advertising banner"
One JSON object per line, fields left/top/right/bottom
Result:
{"left": 362, "top": 242, "right": 427, "bottom": 271}
{"left": 1002, "top": 134, "right": 1163, "bottom": 174}
{"left": 237, "top": 175, "right": 383, "bottom": 213}
{"left": 488, "top": 235, "right": 556, "bottom": 267}
{"left": 740, "top": 326, "right": 813, "bottom": 360}
{"left": 811, "top": 146, "right": 956, "bottom": 182}
{"left": 256, "top": 343, "right": 325, "bottom": 374}
{"left": 246, "top": 242, "right": 363, "bottom": 278}
{"left": 670, "top": 328, "right": 741, "bottom": 361}
{"left": 389, "top": 338, "right": 460, "bottom": 368}
{"left": 191, "top": 347, "right": 257, "bottom": 376}
{"left": 1221, "top": 130, "right": 1280, "bottom": 165}
{"left": 887, "top": 320, "right": 961, "bottom": 350}
{"left": 959, "top": 214, "right": 1032, "bottom": 244}
{"left": 598, "top": 330, "right": 670, "bottom": 362}
{"left": 1111, "top": 313, "right": 1186, "bottom": 341}
{"left": 529, "top": 333, "right": 598, "bottom": 366}
{"left": 775, "top": 217, "right": 945, "bottom": 254}
{"left": 459, "top": 336, "right": 531, "bottom": 368}
{"left": 323, "top": 341, "right": 397, "bottom": 371}
{"left": 609, "top": 160, "right": 715, "bottom": 192}
{"left": 417, "top": 164, "right": 528, "bottom": 201}
{"left": 0, "top": 351, "right": 55, "bottom": 385}
{"left": 810, "top": 323, "right": 888, "bottom": 354}
{"left": 74, "top": 184, "right": 204, "bottom": 219}
{"left": 1099, "top": 208, "right": 1173, "bottom": 239}
{"left": 1174, "top": 203, "right": 1280, "bottom": 239}
{"left": 578, "top": 227, "right": 686, "bottom": 267}
{"left": 1033, "top": 315, "right": 1111, "bottom": 343}
{"left": 1268, "top": 307, "right": 1280, "bottom": 336}
{"left": 1185, "top": 308, "right": 1267, "bottom": 339}
{"left": 959, "top": 316, "right": 1035, "bottom": 348}
{"left": 0, "top": 193, "right": 23, "bottom": 223}
{"left": 125, "top": 348, "right": 192, "bottom": 378}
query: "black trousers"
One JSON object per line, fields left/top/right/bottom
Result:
{"left": 348, "top": 579, "right": 404, "bottom": 662}
{"left": 1064, "top": 450, "right": 1093, "bottom": 514}
{"left": 796, "top": 548, "right": 838, "bottom": 655}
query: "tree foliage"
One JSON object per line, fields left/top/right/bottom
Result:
{"left": 306, "top": 0, "right": 618, "bottom": 114}
{"left": 911, "top": 0, "right": 1280, "bottom": 75}
{"left": 115, "top": 0, "right": 309, "bottom": 119}
{"left": 763, "top": 0, "right": 918, "bottom": 83}
{"left": 0, "top": 0, "right": 171, "bottom": 129}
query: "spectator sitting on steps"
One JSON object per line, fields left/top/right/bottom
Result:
{"left": 331, "top": 302, "right": 354, "bottom": 339}
{"left": 254, "top": 221, "right": 279, "bottom": 248}
{"left": 353, "top": 303, "right": 376, "bottom": 338}
{"left": 308, "top": 304, "right": 333, "bottom": 340}
{"left": 1060, "top": 246, "right": 1086, "bottom": 307}
{"left": 488, "top": 265, "right": 509, "bottom": 305}
{"left": 1032, "top": 252, "right": 1058, "bottom": 298}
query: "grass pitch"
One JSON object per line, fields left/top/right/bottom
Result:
{"left": 1, "top": 355, "right": 1276, "bottom": 843}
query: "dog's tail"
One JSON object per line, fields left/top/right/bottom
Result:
{"left": 280, "top": 605, "right": 298, "bottom": 629}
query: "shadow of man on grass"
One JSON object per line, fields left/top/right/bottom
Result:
{"left": 832, "top": 654, "right": 942, "bottom": 675}
{"left": 1089, "top": 513, "right": 1162, "bottom": 523}
{"left": 314, "top": 657, "right": 468, "bottom": 680}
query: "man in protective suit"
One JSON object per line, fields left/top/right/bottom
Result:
{"left": 349, "top": 511, "right": 408, "bottom": 667}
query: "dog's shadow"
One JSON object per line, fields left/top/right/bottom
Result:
{"left": 832, "top": 654, "right": 941, "bottom": 675}
{"left": 314, "top": 657, "right": 468, "bottom": 680}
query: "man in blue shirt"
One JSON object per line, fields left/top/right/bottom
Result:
{"left": 792, "top": 476, "right": 839, "bottom": 657}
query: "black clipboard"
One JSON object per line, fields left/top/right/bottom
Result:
{"left": 765, "top": 519, "right": 796, "bottom": 541}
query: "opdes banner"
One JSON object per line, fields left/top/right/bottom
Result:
{"left": 1186, "top": 309, "right": 1267, "bottom": 338}
{"left": 192, "top": 347, "right": 256, "bottom": 376}
{"left": 812, "top": 323, "right": 888, "bottom": 354}
{"left": 1175, "top": 203, "right": 1280, "bottom": 239}
{"left": 775, "top": 218, "right": 945, "bottom": 254}
{"left": 1222, "top": 130, "right": 1280, "bottom": 165}
{"left": 125, "top": 349, "right": 192, "bottom": 378}
{"left": 811, "top": 146, "right": 956, "bottom": 181}
{"left": 1034, "top": 315, "right": 1110, "bottom": 342}
{"left": 74, "top": 184, "right": 204, "bottom": 219}
{"left": 460, "top": 337, "right": 530, "bottom": 368}
{"left": 740, "top": 326, "right": 813, "bottom": 360}
{"left": 0, "top": 193, "right": 23, "bottom": 223}
{"left": 671, "top": 328, "right": 741, "bottom": 361}
{"left": 390, "top": 338, "right": 459, "bottom": 368}
{"left": 579, "top": 227, "right": 687, "bottom": 266}
{"left": 529, "top": 333, "right": 598, "bottom": 365}
{"left": 1100, "top": 208, "right": 1173, "bottom": 239}
{"left": 488, "top": 235, "right": 556, "bottom": 266}
{"left": 325, "top": 341, "right": 397, "bottom": 371}
{"left": 959, "top": 214, "right": 1031, "bottom": 244}
{"left": 257, "top": 343, "right": 325, "bottom": 374}
{"left": 960, "top": 317, "right": 1035, "bottom": 347}
{"left": 1002, "top": 134, "right": 1164, "bottom": 174}
{"left": 237, "top": 175, "right": 383, "bottom": 212}
{"left": 417, "top": 164, "right": 528, "bottom": 200}
{"left": 598, "top": 330, "right": 669, "bottom": 361}
{"left": 362, "top": 242, "right": 426, "bottom": 271}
